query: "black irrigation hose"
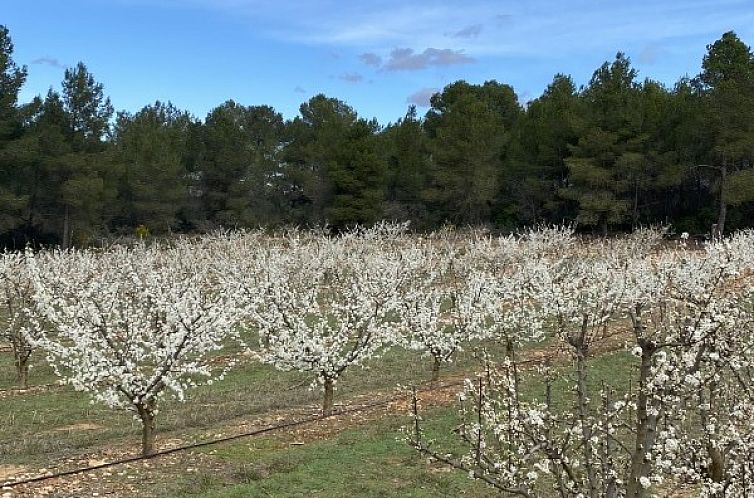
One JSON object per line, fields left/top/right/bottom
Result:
{"left": 0, "top": 379, "right": 466, "bottom": 489}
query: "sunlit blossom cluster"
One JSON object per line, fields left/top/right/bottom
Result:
{"left": 23, "top": 241, "right": 243, "bottom": 455}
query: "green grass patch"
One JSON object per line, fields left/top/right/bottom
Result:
{"left": 0, "top": 340, "right": 509, "bottom": 465}
{"left": 161, "top": 350, "right": 637, "bottom": 498}
{"left": 167, "top": 406, "right": 493, "bottom": 498}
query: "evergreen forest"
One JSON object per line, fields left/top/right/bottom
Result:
{"left": 2, "top": 26, "right": 754, "bottom": 246}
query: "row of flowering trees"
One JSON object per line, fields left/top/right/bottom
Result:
{"left": 1, "top": 224, "right": 504, "bottom": 455}
{"left": 408, "top": 228, "right": 754, "bottom": 497}
{"left": 3, "top": 225, "right": 754, "bottom": 497}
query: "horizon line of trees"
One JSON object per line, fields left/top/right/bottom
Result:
{"left": 2, "top": 25, "right": 754, "bottom": 247}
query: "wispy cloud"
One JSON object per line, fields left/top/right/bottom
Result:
{"left": 448, "top": 24, "right": 483, "bottom": 38}
{"left": 31, "top": 56, "right": 65, "bottom": 69}
{"left": 338, "top": 72, "right": 364, "bottom": 83}
{"left": 384, "top": 48, "right": 475, "bottom": 71}
{"left": 359, "top": 52, "right": 382, "bottom": 67}
{"left": 294, "top": 85, "right": 306, "bottom": 93}
{"left": 407, "top": 87, "right": 440, "bottom": 107}
{"left": 115, "top": 0, "right": 754, "bottom": 59}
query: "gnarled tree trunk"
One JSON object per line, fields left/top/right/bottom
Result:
{"left": 626, "top": 345, "right": 658, "bottom": 498}
{"left": 136, "top": 401, "right": 157, "bottom": 456}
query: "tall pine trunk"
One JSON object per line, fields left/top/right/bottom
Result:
{"left": 62, "top": 205, "right": 70, "bottom": 249}
{"left": 715, "top": 162, "right": 727, "bottom": 238}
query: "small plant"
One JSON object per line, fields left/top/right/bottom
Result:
{"left": 135, "top": 224, "right": 150, "bottom": 239}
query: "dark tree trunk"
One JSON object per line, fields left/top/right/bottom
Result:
{"left": 431, "top": 355, "right": 441, "bottom": 383}
{"left": 62, "top": 205, "right": 70, "bottom": 249}
{"left": 322, "top": 377, "right": 334, "bottom": 416}
{"left": 136, "top": 402, "right": 157, "bottom": 456}
{"left": 627, "top": 344, "right": 660, "bottom": 498}
{"left": 14, "top": 353, "right": 29, "bottom": 389}
{"left": 703, "top": 383, "right": 725, "bottom": 492}
{"left": 575, "top": 349, "right": 599, "bottom": 498}
{"left": 715, "top": 162, "right": 728, "bottom": 238}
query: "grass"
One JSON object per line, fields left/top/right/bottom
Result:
{"left": 166, "top": 406, "right": 495, "bottom": 498}
{"left": 156, "top": 351, "right": 637, "bottom": 498}
{"left": 0, "top": 340, "right": 510, "bottom": 466}
{"left": 0, "top": 334, "right": 637, "bottom": 497}
{"left": 0, "top": 346, "right": 57, "bottom": 390}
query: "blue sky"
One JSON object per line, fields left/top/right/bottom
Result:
{"left": 4, "top": 0, "right": 754, "bottom": 124}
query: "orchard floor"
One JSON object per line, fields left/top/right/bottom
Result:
{"left": 0, "top": 336, "right": 646, "bottom": 498}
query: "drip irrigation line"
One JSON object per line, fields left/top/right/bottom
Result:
{"left": 1, "top": 342, "right": 626, "bottom": 489}
{"left": 0, "top": 379, "right": 465, "bottom": 489}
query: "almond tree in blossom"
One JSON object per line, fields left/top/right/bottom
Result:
{"left": 408, "top": 228, "right": 754, "bottom": 497}
{"left": 0, "top": 252, "right": 35, "bottom": 388}
{"left": 245, "top": 225, "right": 412, "bottom": 415}
{"left": 399, "top": 243, "right": 494, "bottom": 382}
{"left": 26, "top": 242, "right": 243, "bottom": 456}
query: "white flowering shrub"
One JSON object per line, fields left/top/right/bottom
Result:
{"left": 12, "top": 222, "right": 754, "bottom": 487}
{"left": 398, "top": 240, "right": 496, "bottom": 381}
{"left": 649, "top": 230, "right": 754, "bottom": 497}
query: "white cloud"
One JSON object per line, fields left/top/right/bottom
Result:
{"left": 338, "top": 72, "right": 364, "bottom": 83}
{"left": 448, "top": 24, "right": 483, "bottom": 39}
{"left": 384, "top": 48, "right": 475, "bottom": 71}
{"left": 359, "top": 52, "right": 382, "bottom": 66}
{"left": 407, "top": 87, "right": 440, "bottom": 107}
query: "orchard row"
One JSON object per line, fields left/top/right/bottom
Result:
{"left": 2, "top": 225, "right": 754, "bottom": 496}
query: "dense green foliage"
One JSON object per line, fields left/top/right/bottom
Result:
{"left": 2, "top": 27, "right": 754, "bottom": 245}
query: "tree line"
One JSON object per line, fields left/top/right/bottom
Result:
{"left": 1, "top": 25, "right": 753, "bottom": 247}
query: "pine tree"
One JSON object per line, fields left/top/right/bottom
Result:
{"left": 697, "top": 32, "right": 754, "bottom": 236}
{"left": 0, "top": 25, "right": 28, "bottom": 240}
{"left": 382, "top": 106, "right": 430, "bottom": 226}
{"left": 284, "top": 94, "right": 385, "bottom": 228}
{"left": 423, "top": 81, "right": 520, "bottom": 226}
{"left": 561, "top": 53, "right": 643, "bottom": 233}
{"left": 503, "top": 74, "right": 582, "bottom": 225}
{"left": 112, "top": 101, "right": 195, "bottom": 233}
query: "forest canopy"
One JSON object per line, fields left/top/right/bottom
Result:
{"left": 1, "top": 26, "right": 753, "bottom": 246}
